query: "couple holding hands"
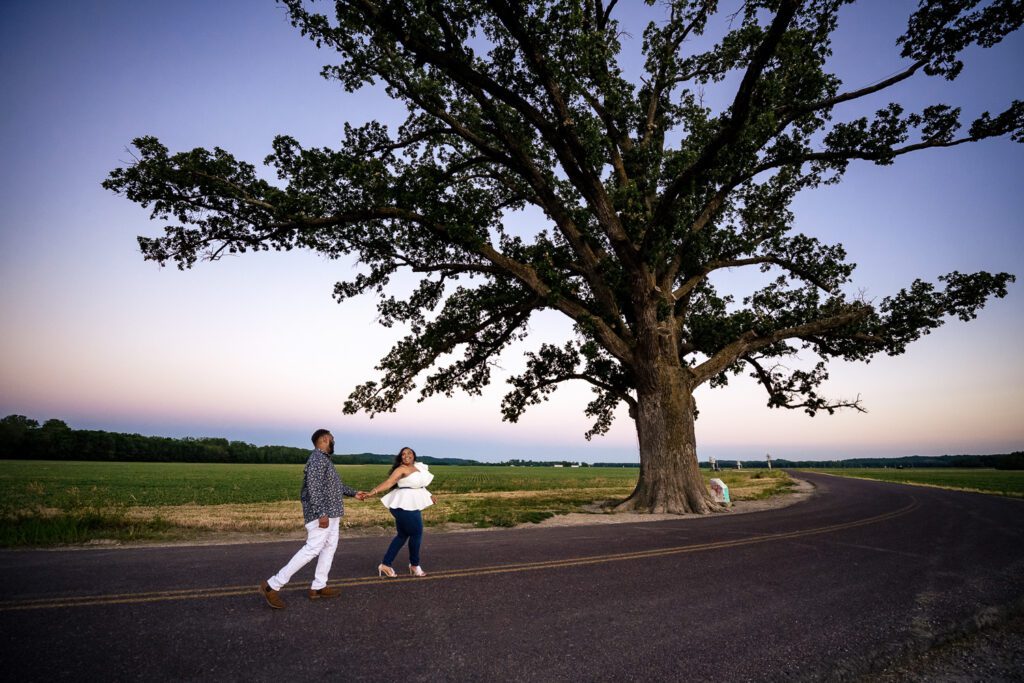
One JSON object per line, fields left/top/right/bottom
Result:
{"left": 260, "top": 429, "right": 434, "bottom": 609}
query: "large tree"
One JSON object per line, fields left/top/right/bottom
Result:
{"left": 105, "top": 0, "right": 1021, "bottom": 513}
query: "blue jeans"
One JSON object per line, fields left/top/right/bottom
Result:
{"left": 382, "top": 508, "right": 423, "bottom": 567}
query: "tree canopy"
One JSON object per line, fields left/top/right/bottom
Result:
{"left": 105, "top": 0, "right": 1021, "bottom": 512}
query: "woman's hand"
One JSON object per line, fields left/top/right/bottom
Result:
{"left": 431, "top": 495, "right": 437, "bottom": 504}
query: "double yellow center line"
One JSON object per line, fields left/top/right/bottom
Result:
{"left": 0, "top": 499, "right": 918, "bottom": 612}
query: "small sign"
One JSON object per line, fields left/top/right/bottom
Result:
{"left": 709, "top": 478, "right": 730, "bottom": 504}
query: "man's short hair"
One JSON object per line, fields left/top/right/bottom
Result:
{"left": 311, "top": 428, "right": 331, "bottom": 446}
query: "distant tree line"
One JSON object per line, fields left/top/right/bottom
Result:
{"left": 701, "top": 454, "right": 1024, "bottom": 470}
{"left": 333, "top": 452, "right": 485, "bottom": 466}
{"left": 2, "top": 415, "right": 1018, "bottom": 469}
{"left": 0, "top": 415, "right": 308, "bottom": 464}
{"left": 0, "top": 415, "right": 487, "bottom": 466}
{"left": 505, "top": 459, "right": 591, "bottom": 467}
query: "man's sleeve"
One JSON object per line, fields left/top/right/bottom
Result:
{"left": 309, "top": 458, "right": 328, "bottom": 518}
{"left": 341, "top": 480, "right": 358, "bottom": 498}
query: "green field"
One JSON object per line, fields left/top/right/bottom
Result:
{"left": 0, "top": 461, "right": 645, "bottom": 509}
{"left": 805, "top": 468, "right": 1024, "bottom": 497}
{"left": 0, "top": 460, "right": 793, "bottom": 547}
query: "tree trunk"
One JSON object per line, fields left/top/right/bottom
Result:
{"left": 614, "top": 350, "right": 720, "bottom": 514}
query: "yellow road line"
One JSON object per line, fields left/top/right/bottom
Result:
{"left": 0, "top": 499, "right": 917, "bottom": 612}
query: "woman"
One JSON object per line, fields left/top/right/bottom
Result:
{"left": 366, "top": 446, "right": 435, "bottom": 577}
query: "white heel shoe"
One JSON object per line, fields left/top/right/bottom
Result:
{"left": 378, "top": 564, "right": 397, "bottom": 578}
{"left": 409, "top": 565, "right": 426, "bottom": 577}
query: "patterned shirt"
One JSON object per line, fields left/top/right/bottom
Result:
{"left": 300, "top": 448, "right": 357, "bottom": 523}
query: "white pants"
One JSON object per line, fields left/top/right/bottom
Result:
{"left": 268, "top": 517, "right": 340, "bottom": 590}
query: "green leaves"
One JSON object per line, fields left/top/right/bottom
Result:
{"left": 102, "top": 136, "right": 290, "bottom": 269}
{"left": 969, "top": 100, "right": 1024, "bottom": 143}
{"left": 106, "top": 1, "right": 1021, "bottom": 435}
{"left": 872, "top": 271, "right": 1016, "bottom": 356}
{"left": 899, "top": 0, "right": 1024, "bottom": 79}
{"left": 345, "top": 280, "right": 539, "bottom": 415}
{"left": 502, "top": 338, "right": 634, "bottom": 439}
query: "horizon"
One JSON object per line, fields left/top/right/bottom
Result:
{"left": 1, "top": 2, "right": 1022, "bottom": 464}
{"left": 4, "top": 411, "right": 1018, "bottom": 465}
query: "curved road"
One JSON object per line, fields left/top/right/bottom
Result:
{"left": 2, "top": 471, "right": 1023, "bottom": 681}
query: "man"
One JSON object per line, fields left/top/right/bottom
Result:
{"left": 260, "top": 429, "right": 365, "bottom": 609}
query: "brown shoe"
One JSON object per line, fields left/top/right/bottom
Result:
{"left": 308, "top": 586, "right": 340, "bottom": 600}
{"left": 261, "top": 580, "right": 285, "bottom": 609}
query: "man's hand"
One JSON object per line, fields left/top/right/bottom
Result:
{"left": 318, "top": 515, "right": 329, "bottom": 528}
{"left": 355, "top": 491, "right": 367, "bottom": 501}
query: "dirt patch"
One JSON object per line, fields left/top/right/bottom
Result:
{"left": 441, "top": 488, "right": 628, "bottom": 500}
{"left": 112, "top": 487, "right": 638, "bottom": 533}
{"left": 25, "top": 477, "right": 815, "bottom": 548}
{"left": 531, "top": 476, "right": 815, "bottom": 528}
{"left": 120, "top": 500, "right": 398, "bottom": 532}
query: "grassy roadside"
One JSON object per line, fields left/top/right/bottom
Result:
{"left": 799, "top": 468, "right": 1024, "bottom": 498}
{"left": 0, "top": 460, "right": 794, "bottom": 547}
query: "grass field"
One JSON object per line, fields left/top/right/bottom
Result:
{"left": 0, "top": 460, "right": 793, "bottom": 547}
{"left": 804, "top": 468, "right": 1024, "bottom": 497}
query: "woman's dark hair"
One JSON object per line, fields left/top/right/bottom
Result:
{"left": 388, "top": 446, "right": 417, "bottom": 474}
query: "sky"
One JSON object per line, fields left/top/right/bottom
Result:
{"left": 1, "top": 1, "right": 1022, "bottom": 463}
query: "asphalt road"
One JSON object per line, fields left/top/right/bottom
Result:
{"left": 2, "top": 471, "right": 1023, "bottom": 682}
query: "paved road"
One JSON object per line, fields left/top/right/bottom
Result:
{"left": 2, "top": 471, "right": 1023, "bottom": 681}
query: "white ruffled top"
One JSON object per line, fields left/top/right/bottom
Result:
{"left": 380, "top": 462, "right": 435, "bottom": 511}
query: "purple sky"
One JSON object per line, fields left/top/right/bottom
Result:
{"left": 1, "top": 1, "right": 1022, "bottom": 462}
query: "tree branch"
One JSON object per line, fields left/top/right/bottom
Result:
{"left": 255, "top": 206, "right": 636, "bottom": 365}
{"left": 759, "top": 134, "right": 980, "bottom": 171}
{"left": 672, "top": 254, "right": 838, "bottom": 301}
{"left": 776, "top": 60, "right": 927, "bottom": 121}
{"left": 370, "top": 31, "right": 627, "bottom": 331}
{"left": 744, "top": 355, "right": 866, "bottom": 415}
{"left": 652, "top": 0, "right": 801, "bottom": 230}
{"left": 640, "top": 1, "right": 715, "bottom": 148}
{"left": 409, "top": 262, "right": 505, "bottom": 277}
{"left": 519, "top": 372, "right": 637, "bottom": 412}
{"left": 692, "top": 306, "right": 872, "bottom": 385}
{"left": 483, "top": 0, "right": 638, "bottom": 262}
